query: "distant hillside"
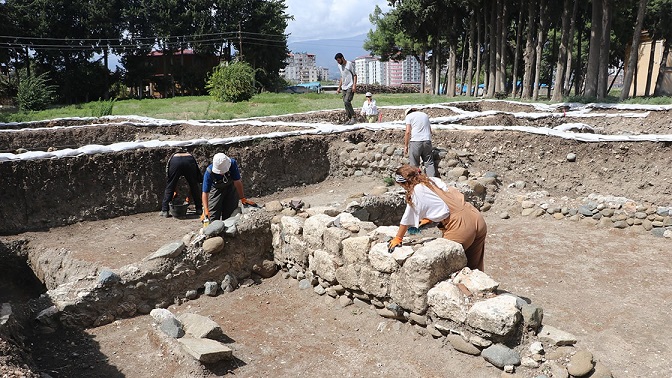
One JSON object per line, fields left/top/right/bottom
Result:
{"left": 288, "top": 33, "right": 371, "bottom": 79}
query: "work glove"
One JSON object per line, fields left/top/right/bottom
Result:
{"left": 388, "top": 236, "right": 403, "bottom": 253}
{"left": 241, "top": 197, "right": 258, "bottom": 207}
{"left": 200, "top": 209, "right": 210, "bottom": 221}
{"left": 419, "top": 218, "right": 433, "bottom": 228}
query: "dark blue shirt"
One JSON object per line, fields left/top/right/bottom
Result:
{"left": 202, "top": 158, "right": 241, "bottom": 193}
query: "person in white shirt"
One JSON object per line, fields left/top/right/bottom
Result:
{"left": 388, "top": 165, "right": 487, "bottom": 272}
{"left": 404, "top": 107, "right": 436, "bottom": 177}
{"left": 360, "top": 92, "right": 379, "bottom": 123}
{"left": 334, "top": 52, "right": 357, "bottom": 125}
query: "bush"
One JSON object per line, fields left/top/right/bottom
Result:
{"left": 206, "top": 61, "right": 256, "bottom": 102}
{"left": 92, "top": 98, "right": 116, "bottom": 117}
{"left": 16, "top": 71, "right": 56, "bottom": 111}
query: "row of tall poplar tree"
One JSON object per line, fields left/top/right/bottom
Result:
{"left": 0, "top": 0, "right": 290, "bottom": 104}
{"left": 366, "top": 0, "right": 672, "bottom": 100}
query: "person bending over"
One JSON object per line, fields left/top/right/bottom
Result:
{"left": 388, "top": 165, "right": 487, "bottom": 271}
{"left": 201, "top": 153, "right": 256, "bottom": 221}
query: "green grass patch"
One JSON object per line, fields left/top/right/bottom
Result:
{"left": 1, "top": 92, "right": 671, "bottom": 123}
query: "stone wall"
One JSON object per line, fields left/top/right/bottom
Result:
{"left": 28, "top": 211, "right": 274, "bottom": 329}
{"left": 268, "top": 198, "right": 612, "bottom": 375}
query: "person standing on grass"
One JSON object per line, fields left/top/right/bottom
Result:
{"left": 160, "top": 149, "right": 203, "bottom": 217}
{"left": 335, "top": 52, "right": 357, "bottom": 125}
{"left": 388, "top": 165, "right": 487, "bottom": 272}
{"left": 360, "top": 92, "right": 379, "bottom": 123}
{"left": 404, "top": 107, "right": 436, "bottom": 177}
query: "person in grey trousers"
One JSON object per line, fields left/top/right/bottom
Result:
{"left": 404, "top": 107, "right": 436, "bottom": 177}
{"left": 334, "top": 52, "right": 357, "bottom": 125}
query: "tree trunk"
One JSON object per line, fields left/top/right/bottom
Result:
{"left": 448, "top": 41, "right": 458, "bottom": 96}
{"left": 584, "top": 0, "right": 603, "bottom": 97}
{"left": 499, "top": 0, "right": 509, "bottom": 93}
{"left": 596, "top": 0, "right": 612, "bottom": 99}
{"left": 419, "top": 52, "right": 426, "bottom": 93}
{"left": 512, "top": 5, "right": 524, "bottom": 98}
{"left": 467, "top": 12, "right": 476, "bottom": 96}
{"left": 460, "top": 33, "right": 467, "bottom": 95}
{"left": 552, "top": 0, "right": 572, "bottom": 102}
{"left": 563, "top": 0, "right": 578, "bottom": 96}
{"left": 532, "top": 0, "right": 548, "bottom": 100}
{"left": 653, "top": 42, "right": 670, "bottom": 96}
{"left": 487, "top": 2, "right": 497, "bottom": 97}
{"left": 620, "top": 0, "right": 649, "bottom": 100}
{"left": 475, "top": 8, "right": 483, "bottom": 96}
{"left": 575, "top": 17, "right": 586, "bottom": 95}
{"left": 521, "top": 0, "right": 537, "bottom": 99}
{"left": 645, "top": 38, "right": 656, "bottom": 96}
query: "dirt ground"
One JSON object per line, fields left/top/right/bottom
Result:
{"left": 14, "top": 175, "right": 672, "bottom": 378}
{"left": 3, "top": 101, "right": 672, "bottom": 377}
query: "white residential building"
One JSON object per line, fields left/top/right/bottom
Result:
{"left": 353, "top": 55, "right": 421, "bottom": 86}
{"left": 280, "top": 52, "right": 329, "bottom": 83}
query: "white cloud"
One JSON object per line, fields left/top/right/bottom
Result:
{"left": 285, "top": 0, "right": 391, "bottom": 42}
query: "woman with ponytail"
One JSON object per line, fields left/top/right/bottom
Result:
{"left": 388, "top": 165, "right": 487, "bottom": 271}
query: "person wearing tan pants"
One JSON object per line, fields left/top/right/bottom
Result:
{"left": 388, "top": 165, "right": 487, "bottom": 271}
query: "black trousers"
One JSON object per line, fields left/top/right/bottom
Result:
{"left": 161, "top": 154, "right": 203, "bottom": 212}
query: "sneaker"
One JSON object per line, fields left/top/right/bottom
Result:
{"left": 159, "top": 211, "right": 170, "bottom": 218}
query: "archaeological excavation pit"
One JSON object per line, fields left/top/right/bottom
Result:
{"left": 1, "top": 100, "right": 671, "bottom": 377}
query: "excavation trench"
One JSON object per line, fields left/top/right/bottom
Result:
{"left": 1, "top": 103, "right": 672, "bottom": 377}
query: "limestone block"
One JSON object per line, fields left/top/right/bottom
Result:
{"left": 271, "top": 223, "right": 281, "bottom": 249}
{"left": 309, "top": 249, "right": 339, "bottom": 283}
{"left": 335, "top": 264, "right": 362, "bottom": 291}
{"left": 453, "top": 267, "right": 499, "bottom": 294}
{"left": 466, "top": 295, "right": 521, "bottom": 338}
{"left": 323, "top": 227, "right": 351, "bottom": 256}
{"left": 368, "top": 243, "right": 398, "bottom": 273}
{"left": 178, "top": 337, "right": 233, "bottom": 363}
{"left": 264, "top": 200, "right": 283, "bottom": 212}
{"left": 304, "top": 214, "right": 335, "bottom": 248}
{"left": 178, "top": 313, "right": 223, "bottom": 339}
{"left": 538, "top": 325, "right": 577, "bottom": 346}
{"left": 391, "top": 246, "right": 415, "bottom": 264}
{"left": 427, "top": 281, "right": 468, "bottom": 323}
{"left": 358, "top": 265, "right": 391, "bottom": 298}
{"left": 282, "top": 235, "right": 311, "bottom": 266}
{"left": 390, "top": 238, "right": 466, "bottom": 313}
{"left": 280, "top": 216, "right": 304, "bottom": 237}
{"left": 342, "top": 236, "right": 371, "bottom": 264}
{"left": 368, "top": 225, "right": 398, "bottom": 240}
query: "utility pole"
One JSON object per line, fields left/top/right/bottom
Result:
{"left": 238, "top": 21, "right": 243, "bottom": 58}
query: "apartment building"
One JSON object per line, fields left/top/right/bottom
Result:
{"left": 353, "top": 55, "right": 421, "bottom": 86}
{"left": 280, "top": 52, "right": 329, "bottom": 83}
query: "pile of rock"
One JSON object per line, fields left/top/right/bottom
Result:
{"left": 266, "top": 199, "right": 614, "bottom": 376}
{"left": 508, "top": 191, "right": 672, "bottom": 238}
{"left": 150, "top": 309, "right": 233, "bottom": 363}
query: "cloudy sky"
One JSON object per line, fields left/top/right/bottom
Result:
{"left": 284, "top": 0, "right": 391, "bottom": 42}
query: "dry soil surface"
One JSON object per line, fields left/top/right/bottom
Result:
{"left": 16, "top": 175, "right": 672, "bottom": 378}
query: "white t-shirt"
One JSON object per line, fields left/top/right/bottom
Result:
{"left": 361, "top": 99, "right": 378, "bottom": 115}
{"left": 339, "top": 60, "right": 356, "bottom": 90}
{"left": 400, "top": 177, "right": 451, "bottom": 227}
{"left": 405, "top": 111, "right": 431, "bottom": 141}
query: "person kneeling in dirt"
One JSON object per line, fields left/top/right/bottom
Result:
{"left": 201, "top": 153, "right": 256, "bottom": 222}
{"left": 388, "top": 165, "right": 487, "bottom": 271}
{"left": 160, "top": 149, "right": 203, "bottom": 217}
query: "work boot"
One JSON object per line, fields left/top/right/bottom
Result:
{"left": 345, "top": 118, "right": 357, "bottom": 125}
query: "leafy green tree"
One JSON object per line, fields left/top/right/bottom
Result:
{"left": 206, "top": 61, "right": 256, "bottom": 102}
